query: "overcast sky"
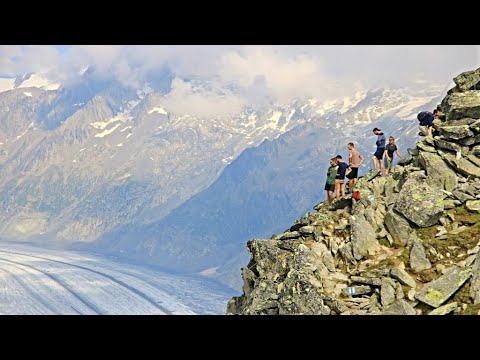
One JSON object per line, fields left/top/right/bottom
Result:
{"left": 0, "top": 45, "right": 478, "bottom": 116}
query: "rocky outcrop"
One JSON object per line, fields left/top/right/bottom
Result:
{"left": 227, "top": 67, "right": 480, "bottom": 316}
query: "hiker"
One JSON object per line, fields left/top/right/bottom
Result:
{"left": 335, "top": 155, "right": 348, "bottom": 199}
{"left": 372, "top": 128, "right": 386, "bottom": 173}
{"left": 384, "top": 136, "right": 403, "bottom": 175}
{"left": 417, "top": 111, "right": 435, "bottom": 137}
{"left": 325, "top": 157, "right": 338, "bottom": 204}
{"left": 346, "top": 142, "right": 364, "bottom": 192}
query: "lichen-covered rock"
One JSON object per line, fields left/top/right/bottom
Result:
{"left": 442, "top": 90, "right": 480, "bottom": 121}
{"left": 466, "top": 200, "right": 480, "bottom": 213}
{"left": 416, "top": 267, "right": 473, "bottom": 308}
{"left": 438, "top": 125, "right": 474, "bottom": 140}
{"left": 441, "top": 152, "right": 480, "bottom": 178}
{"left": 394, "top": 177, "right": 444, "bottom": 227}
{"left": 381, "top": 299, "right": 416, "bottom": 315}
{"left": 350, "top": 214, "right": 380, "bottom": 261}
{"left": 428, "top": 302, "right": 458, "bottom": 315}
{"left": 433, "top": 137, "right": 462, "bottom": 153}
{"left": 384, "top": 209, "right": 412, "bottom": 246}
{"left": 380, "top": 278, "right": 396, "bottom": 307}
{"left": 418, "top": 152, "right": 458, "bottom": 192}
{"left": 390, "top": 268, "right": 416, "bottom": 288}
{"left": 453, "top": 66, "right": 480, "bottom": 91}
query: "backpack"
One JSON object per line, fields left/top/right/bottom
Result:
{"left": 417, "top": 111, "right": 433, "bottom": 126}
{"left": 352, "top": 191, "right": 361, "bottom": 201}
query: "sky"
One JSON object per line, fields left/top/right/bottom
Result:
{"left": 0, "top": 45, "right": 479, "bottom": 117}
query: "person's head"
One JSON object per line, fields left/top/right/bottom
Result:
{"left": 348, "top": 142, "right": 354, "bottom": 150}
{"left": 336, "top": 155, "right": 343, "bottom": 163}
{"left": 433, "top": 109, "right": 438, "bottom": 116}
{"left": 330, "top": 157, "right": 337, "bottom": 166}
{"left": 389, "top": 136, "right": 395, "bottom": 145}
{"left": 373, "top": 127, "right": 381, "bottom": 134}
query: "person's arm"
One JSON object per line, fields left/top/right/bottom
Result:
{"left": 349, "top": 151, "right": 353, "bottom": 166}
{"left": 358, "top": 153, "right": 364, "bottom": 166}
{"left": 396, "top": 148, "right": 403, "bottom": 159}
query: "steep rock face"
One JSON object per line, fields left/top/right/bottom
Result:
{"left": 228, "top": 67, "right": 480, "bottom": 315}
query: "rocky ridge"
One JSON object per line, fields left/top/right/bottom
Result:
{"left": 227, "top": 67, "right": 480, "bottom": 315}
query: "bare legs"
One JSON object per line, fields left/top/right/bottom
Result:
{"left": 327, "top": 190, "right": 334, "bottom": 204}
{"left": 335, "top": 180, "right": 345, "bottom": 199}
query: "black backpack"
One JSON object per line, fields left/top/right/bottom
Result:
{"left": 417, "top": 111, "right": 433, "bottom": 126}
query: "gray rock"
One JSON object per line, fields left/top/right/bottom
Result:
{"left": 428, "top": 302, "right": 458, "bottom": 315}
{"left": 452, "top": 190, "right": 475, "bottom": 203}
{"left": 453, "top": 67, "right": 480, "bottom": 91}
{"left": 390, "top": 268, "right": 416, "bottom": 288}
{"left": 322, "top": 251, "right": 336, "bottom": 272}
{"left": 298, "top": 226, "right": 315, "bottom": 235}
{"left": 443, "top": 199, "right": 457, "bottom": 209}
{"left": 341, "top": 285, "right": 373, "bottom": 297}
{"left": 339, "top": 242, "right": 356, "bottom": 265}
{"left": 417, "top": 142, "right": 437, "bottom": 153}
{"left": 398, "top": 155, "right": 413, "bottom": 166}
{"left": 394, "top": 177, "right": 444, "bottom": 228}
{"left": 457, "top": 133, "right": 480, "bottom": 146}
{"left": 350, "top": 276, "right": 382, "bottom": 287}
{"left": 416, "top": 266, "right": 473, "bottom": 307}
{"left": 472, "top": 145, "right": 480, "bottom": 156}
{"left": 410, "top": 240, "right": 432, "bottom": 272}
{"left": 438, "top": 125, "right": 474, "bottom": 140}
{"left": 468, "top": 154, "right": 480, "bottom": 168}
{"left": 442, "top": 91, "right": 480, "bottom": 121}
{"left": 449, "top": 225, "right": 469, "bottom": 235}
{"left": 470, "top": 251, "right": 480, "bottom": 305}
{"left": 384, "top": 210, "right": 413, "bottom": 246}
{"left": 442, "top": 152, "right": 480, "bottom": 178}
{"left": 395, "top": 282, "right": 405, "bottom": 299}
{"left": 381, "top": 278, "right": 396, "bottom": 307}
{"left": 381, "top": 299, "right": 416, "bottom": 315}
{"left": 418, "top": 152, "right": 458, "bottom": 192}
{"left": 434, "top": 137, "right": 462, "bottom": 153}
{"left": 363, "top": 169, "right": 381, "bottom": 182}
{"left": 407, "top": 289, "right": 416, "bottom": 301}
{"left": 329, "top": 197, "right": 352, "bottom": 211}
{"left": 278, "top": 231, "right": 302, "bottom": 240}
{"left": 407, "top": 148, "right": 419, "bottom": 156}
{"left": 350, "top": 214, "right": 380, "bottom": 261}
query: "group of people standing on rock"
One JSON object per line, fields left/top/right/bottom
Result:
{"left": 324, "top": 128, "right": 403, "bottom": 204}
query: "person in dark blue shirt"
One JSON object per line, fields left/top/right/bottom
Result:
{"left": 372, "top": 127, "right": 386, "bottom": 174}
{"left": 335, "top": 155, "right": 349, "bottom": 199}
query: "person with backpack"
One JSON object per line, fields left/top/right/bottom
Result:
{"left": 417, "top": 111, "right": 435, "bottom": 137}
{"left": 346, "top": 142, "right": 364, "bottom": 192}
{"left": 335, "top": 155, "right": 349, "bottom": 199}
{"left": 372, "top": 128, "right": 386, "bottom": 174}
{"left": 325, "top": 157, "right": 338, "bottom": 204}
{"left": 384, "top": 136, "right": 403, "bottom": 175}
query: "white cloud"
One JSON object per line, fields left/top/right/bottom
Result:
{"left": 0, "top": 45, "right": 478, "bottom": 116}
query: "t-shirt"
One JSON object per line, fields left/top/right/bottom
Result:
{"left": 376, "top": 133, "right": 386, "bottom": 149}
{"left": 386, "top": 144, "right": 397, "bottom": 158}
{"left": 336, "top": 161, "right": 348, "bottom": 179}
{"left": 327, "top": 165, "right": 338, "bottom": 185}
{"left": 349, "top": 148, "right": 362, "bottom": 168}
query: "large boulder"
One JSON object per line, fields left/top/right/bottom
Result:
{"left": 418, "top": 152, "right": 458, "bottom": 192}
{"left": 416, "top": 267, "right": 473, "bottom": 308}
{"left": 350, "top": 214, "right": 380, "bottom": 261}
{"left": 394, "top": 176, "right": 444, "bottom": 227}
{"left": 442, "top": 152, "right": 480, "bottom": 178}
{"left": 437, "top": 125, "right": 474, "bottom": 140}
{"left": 466, "top": 200, "right": 480, "bottom": 213}
{"left": 454, "top": 67, "right": 480, "bottom": 91}
{"left": 433, "top": 137, "right": 462, "bottom": 153}
{"left": 442, "top": 90, "right": 480, "bottom": 121}
{"left": 384, "top": 210, "right": 412, "bottom": 246}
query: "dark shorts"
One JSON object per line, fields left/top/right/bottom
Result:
{"left": 373, "top": 148, "right": 384, "bottom": 160}
{"left": 346, "top": 167, "right": 358, "bottom": 179}
{"left": 324, "top": 182, "right": 335, "bottom": 192}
